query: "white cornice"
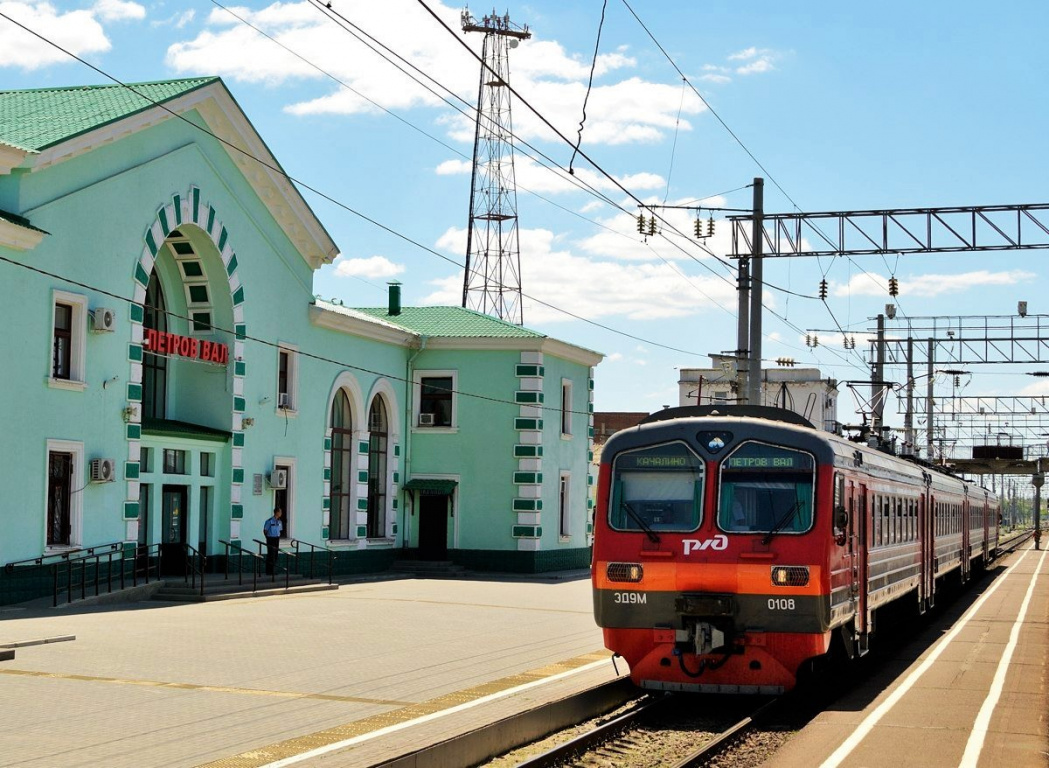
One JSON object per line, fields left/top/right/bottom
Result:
{"left": 22, "top": 81, "right": 339, "bottom": 271}
{"left": 0, "top": 142, "right": 32, "bottom": 175}
{"left": 0, "top": 218, "right": 46, "bottom": 250}
{"left": 310, "top": 303, "right": 419, "bottom": 347}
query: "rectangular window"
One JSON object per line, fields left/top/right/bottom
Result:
{"left": 47, "top": 451, "right": 73, "bottom": 546}
{"left": 198, "top": 486, "right": 211, "bottom": 552}
{"left": 138, "top": 484, "right": 151, "bottom": 547}
{"left": 276, "top": 345, "right": 298, "bottom": 411}
{"left": 49, "top": 291, "right": 88, "bottom": 386}
{"left": 140, "top": 447, "right": 153, "bottom": 474}
{"left": 163, "top": 449, "right": 186, "bottom": 475}
{"left": 53, "top": 303, "right": 72, "bottom": 379}
{"left": 419, "top": 375, "right": 454, "bottom": 427}
{"left": 561, "top": 380, "right": 573, "bottom": 436}
{"left": 559, "top": 473, "right": 571, "bottom": 537}
{"left": 200, "top": 452, "right": 214, "bottom": 477}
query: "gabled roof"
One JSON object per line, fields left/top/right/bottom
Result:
{"left": 0, "top": 78, "right": 218, "bottom": 150}
{"left": 0, "top": 77, "right": 338, "bottom": 269}
{"left": 353, "top": 306, "right": 546, "bottom": 338}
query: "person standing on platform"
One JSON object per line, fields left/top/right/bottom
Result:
{"left": 263, "top": 508, "right": 283, "bottom": 576}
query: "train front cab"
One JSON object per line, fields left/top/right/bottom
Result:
{"left": 592, "top": 420, "right": 837, "bottom": 694}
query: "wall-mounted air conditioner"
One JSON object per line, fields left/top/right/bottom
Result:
{"left": 268, "top": 468, "right": 288, "bottom": 490}
{"left": 92, "top": 307, "right": 116, "bottom": 332}
{"left": 418, "top": 413, "right": 435, "bottom": 427}
{"left": 278, "top": 393, "right": 292, "bottom": 409}
{"left": 90, "top": 458, "right": 116, "bottom": 482}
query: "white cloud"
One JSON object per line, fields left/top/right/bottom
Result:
{"left": 737, "top": 58, "right": 774, "bottom": 75}
{"left": 92, "top": 0, "right": 144, "bottom": 21}
{"left": 833, "top": 270, "right": 1036, "bottom": 298}
{"left": 728, "top": 47, "right": 760, "bottom": 61}
{"left": 167, "top": 0, "right": 705, "bottom": 146}
{"left": 333, "top": 255, "right": 405, "bottom": 279}
{"left": 0, "top": 2, "right": 112, "bottom": 69}
{"left": 700, "top": 74, "right": 731, "bottom": 84}
{"left": 430, "top": 226, "right": 737, "bottom": 323}
{"left": 605, "top": 352, "right": 624, "bottom": 363}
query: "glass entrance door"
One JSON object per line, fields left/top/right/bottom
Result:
{"left": 161, "top": 485, "right": 188, "bottom": 576}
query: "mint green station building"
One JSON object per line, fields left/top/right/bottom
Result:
{"left": 0, "top": 78, "right": 600, "bottom": 599}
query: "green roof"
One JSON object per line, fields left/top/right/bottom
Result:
{"left": 402, "top": 478, "right": 458, "bottom": 495}
{"left": 142, "top": 418, "right": 231, "bottom": 443}
{"left": 353, "top": 306, "right": 546, "bottom": 339}
{"left": 0, "top": 78, "right": 219, "bottom": 151}
{"left": 0, "top": 208, "right": 47, "bottom": 234}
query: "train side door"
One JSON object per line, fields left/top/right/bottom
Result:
{"left": 852, "top": 483, "right": 868, "bottom": 637}
{"left": 961, "top": 494, "right": 971, "bottom": 582}
{"left": 919, "top": 493, "right": 930, "bottom": 612}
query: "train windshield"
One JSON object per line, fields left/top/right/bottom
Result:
{"left": 717, "top": 442, "right": 814, "bottom": 535}
{"left": 609, "top": 442, "right": 704, "bottom": 534}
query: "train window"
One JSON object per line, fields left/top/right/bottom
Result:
{"left": 609, "top": 442, "right": 704, "bottom": 533}
{"left": 716, "top": 442, "right": 814, "bottom": 535}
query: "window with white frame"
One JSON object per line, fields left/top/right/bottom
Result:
{"left": 50, "top": 291, "right": 88, "bottom": 388}
{"left": 45, "top": 440, "right": 83, "bottom": 549}
{"left": 561, "top": 379, "right": 573, "bottom": 436}
{"left": 273, "top": 459, "right": 294, "bottom": 540}
{"left": 559, "top": 472, "right": 571, "bottom": 537}
{"left": 415, "top": 370, "right": 457, "bottom": 428}
{"left": 329, "top": 389, "right": 354, "bottom": 539}
{"left": 277, "top": 345, "right": 298, "bottom": 411}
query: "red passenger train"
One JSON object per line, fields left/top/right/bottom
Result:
{"left": 592, "top": 406, "right": 1000, "bottom": 694}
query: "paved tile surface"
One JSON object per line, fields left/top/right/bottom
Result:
{"left": 0, "top": 575, "right": 611, "bottom": 768}
{"left": 769, "top": 545, "right": 1049, "bottom": 768}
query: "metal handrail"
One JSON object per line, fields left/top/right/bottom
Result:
{"left": 130, "top": 543, "right": 162, "bottom": 588}
{"left": 219, "top": 539, "right": 264, "bottom": 593}
{"left": 290, "top": 539, "right": 336, "bottom": 584}
{"left": 252, "top": 539, "right": 291, "bottom": 591}
{"left": 182, "top": 543, "right": 206, "bottom": 598}
{"left": 3, "top": 542, "right": 128, "bottom": 608}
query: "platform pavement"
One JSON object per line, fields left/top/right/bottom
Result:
{"left": 770, "top": 543, "right": 1049, "bottom": 768}
{"left": 0, "top": 572, "right": 617, "bottom": 768}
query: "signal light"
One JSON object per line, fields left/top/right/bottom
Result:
{"left": 607, "top": 562, "right": 644, "bottom": 583}
{"left": 818, "top": 279, "right": 828, "bottom": 300}
{"left": 637, "top": 213, "right": 645, "bottom": 234}
{"left": 888, "top": 276, "right": 899, "bottom": 297}
{"left": 771, "top": 565, "right": 809, "bottom": 587}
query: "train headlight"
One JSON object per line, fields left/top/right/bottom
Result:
{"left": 771, "top": 566, "right": 809, "bottom": 587}
{"left": 607, "top": 562, "right": 644, "bottom": 583}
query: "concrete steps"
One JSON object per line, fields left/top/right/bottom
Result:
{"left": 152, "top": 576, "right": 338, "bottom": 602}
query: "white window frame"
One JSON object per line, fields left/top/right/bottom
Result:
{"left": 413, "top": 369, "right": 458, "bottom": 431}
{"left": 276, "top": 344, "right": 299, "bottom": 416}
{"left": 49, "top": 290, "right": 88, "bottom": 391}
{"left": 272, "top": 456, "right": 295, "bottom": 541}
{"left": 561, "top": 379, "right": 573, "bottom": 437}
{"left": 559, "top": 471, "right": 571, "bottom": 539}
{"left": 44, "top": 439, "right": 84, "bottom": 551}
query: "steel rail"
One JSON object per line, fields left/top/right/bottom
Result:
{"left": 666, "top": 697, "right": 779, "bottom": 768}
{"left": 512, "top": 692, "right": 666, "bottom": 767}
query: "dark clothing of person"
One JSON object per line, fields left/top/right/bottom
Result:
{"left": 263, "top": 515, "right": 283, "bottom": 576}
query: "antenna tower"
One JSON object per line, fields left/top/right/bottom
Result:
{"left": 461, "top": 8, "right": 531, "bottom": 325}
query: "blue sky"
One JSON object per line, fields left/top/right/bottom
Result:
{"left": 3, "top": 0, "right": 1048, "bottom": 448}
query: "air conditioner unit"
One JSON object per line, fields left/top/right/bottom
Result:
{"left": 418, "top": 413, "right": 435, "bottom": 427}
{"left": 268, "top": 468, "right": 288, "bottom": 490}
{"left": 277, "top": 393, "right": 292, "bottom": 409}
{"left": 90, "top": 458, "right": 116, "bottom": 483}
{"left": 92, "top": 307, "right": 116, "bottom": 332}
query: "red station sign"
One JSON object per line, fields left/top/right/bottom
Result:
{"left": 143, "top": 328, "right": 229, "bottom": 365}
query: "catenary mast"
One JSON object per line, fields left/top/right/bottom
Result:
{"left": 461, "top": 8, "right": 530, "bottom": 326}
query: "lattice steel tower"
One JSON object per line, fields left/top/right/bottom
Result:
{"left": 461, "top": 8, "right": 531, "bottom": 325}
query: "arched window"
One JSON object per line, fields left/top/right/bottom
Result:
{"left": 330, "top": 390, "right": 353, "bottom": 539}
{"left": 367, "top": 397, "right": 388, "bottom": 538}
{"left": 143, "top": 271, "right": 168, "bottom": 420}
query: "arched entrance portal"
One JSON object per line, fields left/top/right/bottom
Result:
{"left": 125, "top": 187, "right": 250, "bottom": 563}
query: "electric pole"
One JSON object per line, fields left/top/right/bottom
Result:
{"left": 461, "top": 9, "right": 530, "bottom": 325}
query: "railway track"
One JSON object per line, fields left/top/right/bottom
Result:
{"left": 491, "top": 693, "right": 783, "bottom": 768}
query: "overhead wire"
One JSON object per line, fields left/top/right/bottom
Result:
{"left": 0, "top": 9, "right": 706, "bottom": 359}
{"left": 0, "top": 253, "right": 596, "bottom": 417}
